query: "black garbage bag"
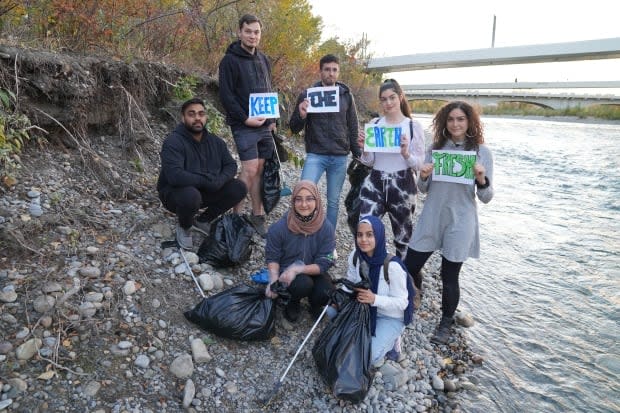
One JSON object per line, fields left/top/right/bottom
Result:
{"left": 184, "top": 284, "right": 275, "bottom": 341}
{"left": 272, "top": 132, "right": 289, "bottom": 163}
{"left": 312, "top": 278, "right": 374, "bottom": 403}
{"left": 262, "top": 149, "right": 281, "bottom": 215}
{"left": 344, "top": 159, "right": 371, "bottom": 236}
{"left": 197, "top": 214, "right": 253, "bottom": 267}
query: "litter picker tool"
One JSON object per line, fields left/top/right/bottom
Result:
{"left": 261, "top": 304, "right": 329, "bottom": 408}
{"left": 179, "top": 247, "right": 206, "bottom": 299}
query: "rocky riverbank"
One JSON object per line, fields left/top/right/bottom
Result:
{"left": 0, "top": 122, "right": 486, "bottom": 412}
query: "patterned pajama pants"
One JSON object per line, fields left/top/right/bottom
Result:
{"left": 359, "top": 169, "right": 416, "bottom": 258}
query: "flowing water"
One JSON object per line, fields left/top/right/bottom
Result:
{"left": 414, "top": 115, "right": 620, "bottom": 413}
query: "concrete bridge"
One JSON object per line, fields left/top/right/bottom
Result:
{"left": 367, "top": 37, "right": 620, "bottom": 72}
{"left": 400, "top": 81, "right": 620, "bottom": 109}
{"left": 366, "top": 38, "right": 620, "bottom": 109}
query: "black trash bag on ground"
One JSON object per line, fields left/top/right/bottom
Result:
{"left": 184, "top": 284, "right": 275, "bottom": 341}
{"left": 197, "top": 214, "right": 253, "bottom": 267}
{"left": 312, "top": 278, "right": 374, "bottom": 403}
{"left": 344, "top": 159, "right": 371, "bottom": 236}
{"left": 262, "top": 149, "right": 281, "bottom": 215}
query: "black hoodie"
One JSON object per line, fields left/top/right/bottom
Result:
{"left": 157, "top": 124, "right": 237, "bottom": 194}
{"left": 218, "top": 40, "right": 274, "bottom": 127}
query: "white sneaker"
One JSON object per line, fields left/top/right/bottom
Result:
{"left": 332, "top": 249, "right": 338, "bottom": 260}
{"left": 176, "top": 224, "right": 193, "bottom": 249}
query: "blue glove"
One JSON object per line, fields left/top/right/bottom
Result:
{"left": 251, "top": 268, "right": 270, "bottom": 284}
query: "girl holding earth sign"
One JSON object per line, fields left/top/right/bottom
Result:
{"left": 356, "top": 79, "right": 425, "bottom": 258}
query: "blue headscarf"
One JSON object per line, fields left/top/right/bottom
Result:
{"left": 356, "top": 215, "right": 415, "bottom": 335}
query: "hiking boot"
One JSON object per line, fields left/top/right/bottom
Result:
{"left": 191, "top": 218, "right": 212, "bottom": 236}
{"left": 284, "top": 300, "right": 301, "bottom": 323}
{"left": 431, "top": 316, "right": 454, "bottom": 344}
{"left": 248, "top": 214, "right": 267, "bottom": 238}
{"left": 176, "top": 224, "right": 193, "bottom": 250}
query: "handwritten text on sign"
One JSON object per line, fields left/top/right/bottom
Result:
{"left": 431, "top": 150, "right": 476, "bottom": 184}
{"left": 306, "top": 86, "right": 340, "bottom": 113}
{"left": 248, "top": 92, "right": 280, "bottom": 118}
{"left": 363, "top": 124, "right": 402, "bottom": 153}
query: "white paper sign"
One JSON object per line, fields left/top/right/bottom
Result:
{"left": 363, "top": 123, "right": 403, "bottom": 153}
{"left": 306, "top": 86, "right": 340, "bottom": 113}
{"left": 431, "top": 150, "right": 477, "bottom": 184}
{"left": 248, "top": 92, "right": 280, "bottom": 118}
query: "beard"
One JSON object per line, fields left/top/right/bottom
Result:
{"left": 184, "top": 121, "right": 204, "bottom": 134}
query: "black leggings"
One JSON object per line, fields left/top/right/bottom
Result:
{"left": 287, "top": 272, "right": 334, "bottom": 316}
{"left": 404, "top": 248, "right": 463, "bottom": 318}
{"left": 159, "top": 179, "right": 247, "bottom": 228}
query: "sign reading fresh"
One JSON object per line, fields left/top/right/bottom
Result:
{"left": 363, "top": 124, "right": 402, "bottom": 153}
{"left": 431, "top": 150, "right": 477, "bottom": 184}
{"left": 248, "top": 92, "right": 280, "bottom": 118}
{"left": 306, "top": 86, "right": 340, "bottom": 113}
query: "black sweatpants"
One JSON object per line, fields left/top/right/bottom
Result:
{"left": 404, "top": 248, "right": 463, "bottom": 318}
{"left": 159, "top": 179, "right": 247, "bottom": 229}
{"left": 287, "top": 272, "right": 335, "bottom": 317}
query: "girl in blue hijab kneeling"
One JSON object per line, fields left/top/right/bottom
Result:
{"left": 345, "top": 215, "right": 413, "bottom": 365}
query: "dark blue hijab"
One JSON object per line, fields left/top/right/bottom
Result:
{"left": 356, "top": 215, "right": 415, "bottom": 335}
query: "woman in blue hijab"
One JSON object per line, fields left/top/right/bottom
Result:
{"left": 346, "top": 215, "right": 414, "bottom": 365}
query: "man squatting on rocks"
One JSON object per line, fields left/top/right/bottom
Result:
{"left": 218, "top": 14, "right": 276, "bottom": 237}
{"left": 289, "top": 54, "right": 361, "bottom": 237}
{"left": 157, "top": 98, "right": 247, "bottom": 249}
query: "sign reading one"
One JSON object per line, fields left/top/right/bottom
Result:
{"left": 431, "top": 150, "right": 477, "bottom": 184}
{"left": 306, "top": 86, "right": 340, "bottom": 113}
{"left": 363, "top": 123, "right": 403, "bottom": 153}
{"left": 248, "top": 92, "right": 280, "bottom": 118}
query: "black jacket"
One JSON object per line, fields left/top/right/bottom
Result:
{"left": 157, "top": 124, "right": 237, "bottom": 194}
{"left": 218, "top": 41, "right": 274, "bottom": 127}
{"left": 289, "top": 81, "right": 360, "bottom": 158}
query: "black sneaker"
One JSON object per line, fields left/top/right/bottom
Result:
{"left": 431, "top": 316, "right": 454, "bottom": 344}
{"left": 284, "top": 300, "right": 301, "bottom": 323}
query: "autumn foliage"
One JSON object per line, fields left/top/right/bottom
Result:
{"left": 0, "top": 0, "right": 381, "bottom": 120}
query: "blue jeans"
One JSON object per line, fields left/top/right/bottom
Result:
{"left": 371, "top": 315, "right": 405, "bottom": 365}
{"left": 301, "top": 154, "right": 348, "bottom": 230}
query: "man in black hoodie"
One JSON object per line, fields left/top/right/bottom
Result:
{"left": 218, "top": 14, "right": 275, "bottom": 237}
{"left": 157, "top": 98, "right": 247, "bottom": 249}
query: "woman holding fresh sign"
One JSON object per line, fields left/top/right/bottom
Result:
{"left": 356, "top": 79, "right": 425, "bottom": 258}
{"left": 404, "top": 100, "right": 494, "bottom": 345}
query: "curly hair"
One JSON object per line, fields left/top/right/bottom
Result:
{"left": 431, "top": 101, "right": 484, "bottom": 150}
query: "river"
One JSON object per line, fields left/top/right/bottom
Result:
{"left": 414, "top": 114, "right": 620, "bottom": 413}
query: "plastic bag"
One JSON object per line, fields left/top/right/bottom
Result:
{"left": 272, "top": 132, "right": 289, "bottom": 163}
{"left": 312, "top": 278, "right": 374, "bottom": 403}
{"left": 344, "top": 159, "right": 371, "bottom": 236}
{"left": 262, "top": 149, "right": 281, "bottom": 215}
{"left": 197, "top": 214, "right": 253, "bottom": 267}
{"left": 184, "top": 284, "right": 275, "bottom": 341}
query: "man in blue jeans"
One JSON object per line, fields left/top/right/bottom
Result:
{"left": 289, "top": 54, "right": 361, "bottom": 242}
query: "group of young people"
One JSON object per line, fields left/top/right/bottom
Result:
{"left": 157, "top": 13, "right": 494, "bottom": 366}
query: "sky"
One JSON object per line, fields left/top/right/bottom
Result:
{"left": 308, "top": 0, "right": 620, "bottom": 86}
